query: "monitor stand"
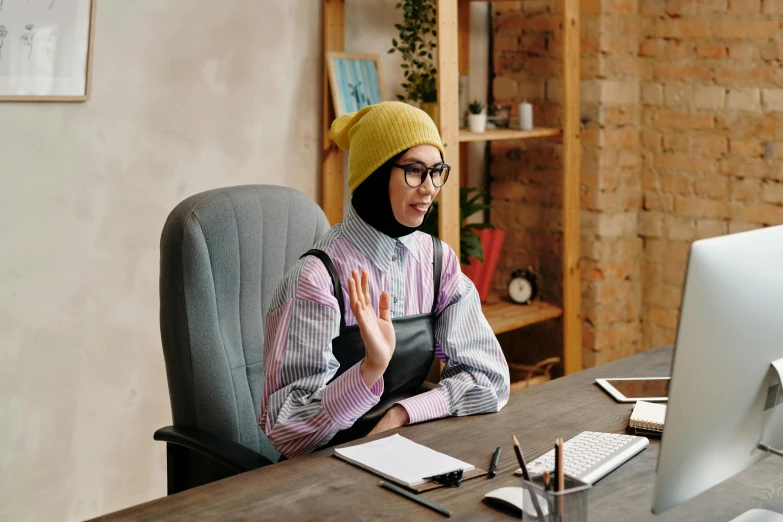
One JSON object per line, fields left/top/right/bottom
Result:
{"left": 729, "top": 360, "right": 783, "bottom": 522}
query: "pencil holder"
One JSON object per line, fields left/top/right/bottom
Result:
{"left": 520, "top": 476, "right": 590, "bottom": 522}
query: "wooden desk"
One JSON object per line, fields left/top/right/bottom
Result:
{"left": 97, "top": 347, "right": 783, "bottom": 521}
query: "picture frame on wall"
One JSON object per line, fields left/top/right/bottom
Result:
{"left": 326, "top": 52, "right": 386, "bottom": 117}
{"left": 0, "top": 0, "right": 96, "bottom": 102}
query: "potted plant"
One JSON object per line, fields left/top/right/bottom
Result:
{"left": 389, "top": 0, "right": 438, "bottom": 122}
{"left": 420, "top": 188, "right": 506, "bottom": 302}
{"left": 468, "top": 100, "right": 487, "bottom": 133}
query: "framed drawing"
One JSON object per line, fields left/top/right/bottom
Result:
{"left": 326, "top": 52, "right": 387, "bottom": 117}
{"left": 0, "top": 0, "right": 96, "bottom": 101}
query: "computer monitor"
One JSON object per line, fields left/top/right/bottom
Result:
{"left": 652, "top": 225, "right": 783, "bottom": 517}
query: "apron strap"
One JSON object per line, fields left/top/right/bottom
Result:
{"left": 302, "top": 236, "right": 443, "bottom": 326}
{"left": 300, "top": 249, "right": 347, "bottom": 329}
{"left": 431, "top": 236, "right": 443, "bottom": 315}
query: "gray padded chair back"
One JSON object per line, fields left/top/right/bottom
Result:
{"left": 159, "top": 185, "right": 331, "bottom": 463}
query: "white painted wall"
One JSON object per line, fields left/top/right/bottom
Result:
{"left": 0, "top": 1, "right": 489, "bottom": 519}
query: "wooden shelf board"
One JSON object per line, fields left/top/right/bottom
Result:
{"left": 481, "top": 294, "right": 563, "bottom": 336}
{"left": 459, "top": 127, "right": 562, "bottom": 143}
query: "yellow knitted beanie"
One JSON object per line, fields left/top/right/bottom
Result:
{"left": 331, "top": 101, "right": 445, "bottom": 194}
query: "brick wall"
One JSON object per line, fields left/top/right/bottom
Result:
{"left": 490, "top": 0, "right": 568, "bottom": 369}
{"left": 639, "top": 0, "right": 783, "bottom": 350}
{"left": 491, "top": 0, "right": 783, "bottom": 368}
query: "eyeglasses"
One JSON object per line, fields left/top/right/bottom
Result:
{"left": 392, "top": 161, "right": 451, "bottom": 188}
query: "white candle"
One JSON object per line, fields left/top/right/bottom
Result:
{"left": 519, "top": 101, "right": 533, "bottom": 131}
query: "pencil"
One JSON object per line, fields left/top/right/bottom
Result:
{"left": 556, "top": 436, "right": 565, "bottom": 518}
{"left": 557, "top": 437, "right": 565, "bottom": 492}
{"left": 512, "top": 435, "right": 545, "bottom": 521}
{"left": 379, "top": 481, "right": 452, "bottom": 518}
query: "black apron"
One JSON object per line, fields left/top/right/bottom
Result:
{"left": 300, "top": 236, "right": 442, "bottom": 447}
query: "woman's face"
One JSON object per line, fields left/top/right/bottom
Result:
{"left": 388, "top": 144, "right": 444, "bottom": 228}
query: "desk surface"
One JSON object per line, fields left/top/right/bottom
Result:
{"left": 97, "top": 347, "right": 783, "bottom": 521}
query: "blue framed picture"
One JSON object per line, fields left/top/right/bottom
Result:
{"left": 326, "top": 52, "right": 387, "bottom": 117}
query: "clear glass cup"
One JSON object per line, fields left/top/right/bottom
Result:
{"left": 520, "top": 476, "right": 591, "bottom": 522}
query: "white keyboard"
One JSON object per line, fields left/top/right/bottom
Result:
{"left": 514, "top": 431, "right": 649, "bottom": 485}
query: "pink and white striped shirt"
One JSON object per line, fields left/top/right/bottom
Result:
{"left": 258, "top": 206, "right": 510, "bottom": 458}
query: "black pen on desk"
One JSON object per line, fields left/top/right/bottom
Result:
{"left": 379, "top": 481, "right": 452, "bottom": 518}
{"left": 488, "top": 447, "right": 501, "bottom": 478}
{"left": 512, "top": 435, "right": 545, "bottom": 521}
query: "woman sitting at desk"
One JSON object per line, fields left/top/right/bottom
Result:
{"left": 258, "top": 102, "right": 510, "bottom": 458}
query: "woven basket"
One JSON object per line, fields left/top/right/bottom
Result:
{"left": 508, "top": 357, "right": 561, "bottom": 392}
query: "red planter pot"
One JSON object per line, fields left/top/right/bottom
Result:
{"left": 460, "top": 229, "right": 506, "bottom": 303}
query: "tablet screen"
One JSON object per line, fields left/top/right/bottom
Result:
{"left": 606, "top": 378, "right": 669, "bottom": 399}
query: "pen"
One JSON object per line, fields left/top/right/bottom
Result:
{"left": 488, "top": 447, "right": 501, "bottom": 478}
{"left": 543, "top": 470, "right": 551, "bottom": 492}
{"left": 379, "top": 481, "right": 452, "bottom": 518}
{"left": 512, "top": 435, "right": 545, "bottom": 521}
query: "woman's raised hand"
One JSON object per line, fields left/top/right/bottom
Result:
{"left": 347, "top": 268, "right": 395, "bottom": 388}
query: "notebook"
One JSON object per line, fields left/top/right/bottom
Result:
{"left": 333, "top": 434, "right": 486, "bottom": 492}
{"left": 629, "top": 400, "right": 667, "bottom": 434}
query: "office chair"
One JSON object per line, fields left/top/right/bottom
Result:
{"left": 154, "top": 185, "right": 331, "bottom": 495}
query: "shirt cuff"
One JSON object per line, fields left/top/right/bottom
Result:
{"left": 323, "top": 361, "right": 384, "bottom": 427}
{"left": 397, "top": 389, "right": 450, "bottom": 424}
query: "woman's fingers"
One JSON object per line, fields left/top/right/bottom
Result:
{"left": 361, "top": 269, "right": 371, "bottom": 303}
{"left": 347, "top": 272, "right": 358, "bottom": 312}
{"left": 356, "top": 269, "right": 366, "bottom": 307}
{"left": 378, "top": 291, "right": 391, "bottom": 322}
{"left": 349, "top": 268, "right": 366, "bottom": 310}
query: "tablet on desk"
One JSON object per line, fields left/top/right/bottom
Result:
{"left": 595, "top": 377, "right": 670, "bottom": 403}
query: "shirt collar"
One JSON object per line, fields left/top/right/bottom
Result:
{"left": 343, "top": 206, "right": 421, "bottom": 272}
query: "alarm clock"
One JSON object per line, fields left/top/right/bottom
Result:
{"left": 507, "top": 267, "right": 539, "bottom": 305}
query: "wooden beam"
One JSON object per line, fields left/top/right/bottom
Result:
{"left": 458, "top": 0, "right": 471, "bottom": 75}
{"left": 437, "top": 0, "right": 461, "bottom": 256}
{"left": 322, "top": 0, "right": 345, "bottom": 225}
{"left": 458, "top": 0, "right": 470, "bottom": 188}
{"left": 561, "top": 0, "right": 582, "bottom": 375}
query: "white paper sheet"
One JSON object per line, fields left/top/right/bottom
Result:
{"left": 334, "top": 434, "right": 475, "bottom": 487}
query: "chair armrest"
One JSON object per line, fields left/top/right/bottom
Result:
{"left": 154, "top": 426, "right": 273, "bottom": 473}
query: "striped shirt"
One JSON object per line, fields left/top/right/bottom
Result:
{"left": 259, "top": 206, "right": 510, "bottom": 458}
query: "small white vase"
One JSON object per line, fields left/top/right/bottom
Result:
{"left": 468, "top": 112, "right": 487, "bottom": 133}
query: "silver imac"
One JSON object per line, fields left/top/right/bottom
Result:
{"left": 652, "top": 225, "right": 783, "bottom": 519}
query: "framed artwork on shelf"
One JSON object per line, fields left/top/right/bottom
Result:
{"left": 0, "top": 0, "right": 96, "bottom": 101}
{"left": 326, "top": 52, "right": 386, "bottom": 117}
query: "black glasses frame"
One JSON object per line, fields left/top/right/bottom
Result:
{"left": 392, "top": 161, "right": 451, "bottom": 188}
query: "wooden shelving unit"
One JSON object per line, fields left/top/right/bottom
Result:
{"left": 482, "top": 294, "right": 563, "bottom": 336}
{"left": 459, "top": 127, "right": 562, "bottom": 143}
{"left": 321, "top": 0, "right": 581, "bottom": 374}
